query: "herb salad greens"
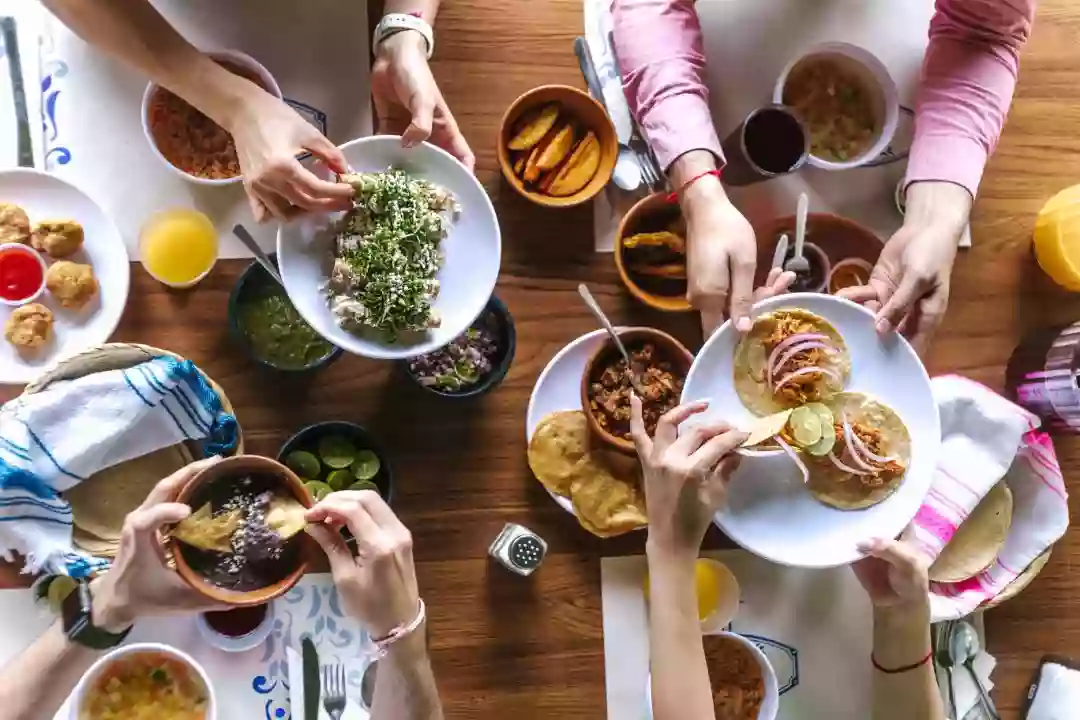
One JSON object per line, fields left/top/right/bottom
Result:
{"left": 328, "top": 169, "right": 458, "bottom": 341}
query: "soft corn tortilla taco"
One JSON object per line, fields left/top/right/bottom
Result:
{"left": 805, "top": 392, "right": 911, "bottom": 510}
{"left": 929, "top": 482, "right": 1013, "bottom": 583}
{"left": 733, "top": 309, "right": 851, "bottom": 417}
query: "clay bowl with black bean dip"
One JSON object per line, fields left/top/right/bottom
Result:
{"left": 580, "top": 328, "right": 693, "bottom": 455}
{"left": 169, "top": 455, "right": 315, "bottom": 607}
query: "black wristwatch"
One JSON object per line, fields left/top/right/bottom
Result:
{"left": 61, "top": 580, "right": 132, "bottom": 650}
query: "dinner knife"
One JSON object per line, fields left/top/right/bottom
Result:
{"left": 1, "top": 17, "right": 34, "bottom": 168}
{"left": 301, "top": 637, "right": 321, "bottom": 720}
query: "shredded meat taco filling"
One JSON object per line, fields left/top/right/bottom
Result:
{"left": 829, "top": 421, "right": 906, "bottom": 487}
{"left": 762, "top": 315, "right": 832, "bottom": 405}
{"left": 589, "top": 343, "right": 683, "bottom": 440}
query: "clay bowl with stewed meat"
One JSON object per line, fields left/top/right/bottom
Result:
{"left": 169, "top": 455, "right": 315, "bottom": 607}
{"left": 580, "top": 328, "right": 694, "bottom": 455}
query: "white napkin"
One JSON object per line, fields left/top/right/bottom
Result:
{"left": 0, "top": 355, "right": 238, "bottom": 577}
{"left": 909, "top": 376, "right": 1070, "bottom": 622}
{"left": 287, "top": 646, "right": 371, "bottom": 720}
{"left": 1027, "top": 661, "right": 1080, "bottom": 720}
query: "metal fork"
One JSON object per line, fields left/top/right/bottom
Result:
{"left": 606, "top": 30, "right": 665, "bottom": 192}
{"left": 322, "top": 664, "right": 347, "bottom": 720}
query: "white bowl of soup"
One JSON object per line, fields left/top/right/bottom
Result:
{"left": 141, "top": 49, "right": 282, "bottom": 186}
{"left": 73, "top": 643, "right": 215, "bottom": 720}
{"left": 774, "top": 42, "right": 899, "bottom": 171}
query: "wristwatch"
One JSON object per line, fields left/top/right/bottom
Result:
{"left": 373, "top": 13, "right": 435, "bottom": 60}
{"left": 61, "top": 580, "right": 131, "bottom": 650}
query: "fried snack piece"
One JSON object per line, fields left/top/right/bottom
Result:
{"left": 528, "top": 411, "right": 590, "bottom": 497}
{"left": 0, "top": 203, "right": 31, "bottom": 245}
{"left": 546, "top": 132, "right": 601, "bottom": 197}
{"left": 4, "top": 303, "right": 53, "bottom": 349}
{"left": 509, "top": 104, "right": 560, "bottom": 151}
{"left": 568, "top": 450, "right": 647, "bottom": 538}
{"left": 623, "top": 231, "right": 686, "bottom": 254}
{"left": 45, "top": 260, "right": 98, "bottom": 309}
{"left": 31, "top": 219, "right": 84, "bottom": 258}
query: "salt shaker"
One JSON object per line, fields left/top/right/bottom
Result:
{"left": 488, "top": 523, "right": 547, "bottom": 576}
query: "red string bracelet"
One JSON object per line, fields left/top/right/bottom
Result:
{"left": 666, "top": 168, "right": 721, "bottom": 204}
{"left": 871, "top": 648, "right": 933, "bottom": 674}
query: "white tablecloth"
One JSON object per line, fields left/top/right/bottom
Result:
{"left": 39, "top": 0, "right": 373, "bottom": 258}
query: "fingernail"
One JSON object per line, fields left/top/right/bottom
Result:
{"left": 736, "top": 317, "right": 752, "bottom": 332}
{"left": 875, "top": 318, "right": 890, "bottom": 334}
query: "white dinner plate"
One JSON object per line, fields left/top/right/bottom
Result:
{"left": 682, "top": 293, "right": 940, "bottom": 568}
{"left": 0, "top": 170, "right": 130, "bottom": 385}
{"left": 525, "top": 329, "right": 614, "bottom": 516}
{"left": 277, "top": 136, "right": 501, "bottom": 360}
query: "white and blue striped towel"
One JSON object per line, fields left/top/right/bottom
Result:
{"left": 0, "top": 355, "right": 238, "bottom": 577}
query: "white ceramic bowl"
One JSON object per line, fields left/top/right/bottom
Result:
{"left": 645, "top": 632, "right": 780, "bottom": 720}
{"left": 774, "top": 42, "right": 899, "bottom": 171}
{"left": 196, "top": 604, "right": 275, "bottom": 653}
{"left": 0, "top": 242, "right": 48, "bottom": 306}
{"left": 141, "top": 49, "right": 282, "bottom": 186}
{"left": 682, "top": 293, "right": 940, "bottom": 568}
{"left": 71, "top": 643, "right": 217, "bottom": 720}
{"left": 277, "top": 135, "right": 502, "bottom": 360}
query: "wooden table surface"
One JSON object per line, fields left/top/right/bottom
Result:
{"left": 3, "top": 1, "right": 1080, "bottom": 717}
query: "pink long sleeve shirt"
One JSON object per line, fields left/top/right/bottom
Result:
{"left": 611, "top": 0, "right": 1035, "bottom": 197}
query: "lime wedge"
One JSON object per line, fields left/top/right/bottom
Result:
{"left": 348, "top": 480, "right": 380, "bottom": 494}
{"left": 805, "top": 429, "right": 836, "bottom": 457}
{"left": 789, "top": 406, "right": 823, "bottom": 447}
{"left": 304, "top": 480, "right": 334, "bottom": 501}
{"left": 351, "top": 450, "right": 381, "bottom": 481}
{"left": 327, "top": 469, "right": 354, "bottom": 492}
{"left": 803, "top": 402, "right": 835, "bottom": 431}
{"left": 285, "top": 450, "right": 321, "bottom": 478}
{"left": 318, "top": 436, "right": 357, "bottom": 469}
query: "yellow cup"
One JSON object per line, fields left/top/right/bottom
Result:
{"left": 139, "top": 208, "right": 219, "bottom": 289}
{"left": 1034, "top": 184, "right": 1080, "bottom": 291}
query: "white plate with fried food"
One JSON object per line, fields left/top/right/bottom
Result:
{"left": 277, "top": 136, "right": 501, "bottom": 360}
{"left": 0, "top": 170, "right": 129, "bottom": 384}
{"left": 682, "top": 293, "right": 939, "bottom": 568}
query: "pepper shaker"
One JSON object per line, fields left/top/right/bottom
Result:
{"left": 488, "top": 523, "right": 547, "bottom": 576}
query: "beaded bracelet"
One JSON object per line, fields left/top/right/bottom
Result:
{"left": 372, "top": 599, "right": 427, "bottom": 657}
{"left": 871, "top": 648, "right": 933, "bottom": 674}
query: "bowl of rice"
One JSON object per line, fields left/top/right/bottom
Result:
{"left": 141, "top": 50, "right": 281, "bottom": 186}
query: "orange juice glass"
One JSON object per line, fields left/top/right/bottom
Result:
{"left": 1034, "top": 184, "right": 1080, "bottom": 291}
{"left": 139, "top": 208, "right": 219, "bottom": 288}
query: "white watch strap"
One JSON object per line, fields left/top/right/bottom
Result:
{"left": 373, "top": 13, "right": 434, "bottom": 60}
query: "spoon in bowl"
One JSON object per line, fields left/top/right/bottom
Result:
{"left": 784, "top": 192, "right": 811, "bottom": 277}
{"left": 232, "top": 224, "right": 283, "bottom": 287}
{"left": 577, "top": 283, "right": 647, "bottom": 397}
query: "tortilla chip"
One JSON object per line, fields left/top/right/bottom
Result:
{"left": 528, "top": 411, "right": 590, "bottom": 497}
{"left": 741, "top": 409, "right": 793, "bottom": 447}
{"left": 930, "top": 482, "right": 1013, "bottom": 583}
{"left": 266, "top": 495, "right": 308, "bottom": 540}
{"left": 567, "top": 452, "right": 647, "bottom": 537}
{"left": 172, "top": 503, "right": 242, "bottom": 553}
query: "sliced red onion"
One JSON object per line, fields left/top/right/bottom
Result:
{"left": 773, "top": 366, "right": 842, "bottom": 393}
{"left": 765, "top": 333, "right": 829, "bottom": 383}
{"left": 841, "top": 420, "right": 880, "bottom": 472}
{"left": 827, "top": 450, "right": 872, "bottom": 476}
{"left": 842, "top": 416, "right": 899, "bottom": 465}
{"left": 769, "top": 341, "right": 837, "bottom": 388}
{"left": 774, "top": 436, "right": 810, "bottom": 484}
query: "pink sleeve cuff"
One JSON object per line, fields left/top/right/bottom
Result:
{"left": 638, "top": 87, "right": 724, "bottom": 172}
{"left": 905, "top": 133, "right": 986, "bottom": 199}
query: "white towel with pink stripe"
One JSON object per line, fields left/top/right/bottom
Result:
{"left": 908, "top": 375, "right": 1070, "bottom": 622}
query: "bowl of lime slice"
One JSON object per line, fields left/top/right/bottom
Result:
{"left": 277, "top": 422, "right": 393, "bottom": 505}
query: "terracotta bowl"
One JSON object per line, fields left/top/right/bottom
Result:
{"left": 753, "top": 213, "right": 882, "bottom": 291}
{"left": 497, "top": 84, "right": 617, "bottom": 208}
{"left": 614, "top": 191, "right": 693, "bottom": 312}
{"left": 170, "top": 455, "right": 314, "bottom": 607}
{"left": 580, "top": 327, "right": 694, "bottom": 454}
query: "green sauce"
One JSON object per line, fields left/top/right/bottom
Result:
{"left": 238, "top": 292, "right": 334, "bottom": 369}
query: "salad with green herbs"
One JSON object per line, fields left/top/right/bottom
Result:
{"left": 328, "top": 169, "right": 458, "bottom": 340}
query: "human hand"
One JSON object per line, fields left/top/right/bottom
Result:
{"left": 852, "top": 537, "right": 930, "bottom": 611}
{"left": 304, "top": 490, "right": 420, "bottom": 638}
{"left": 838, "top": 181, "right": 970, "bottom": 354}
{"left": 631, "top": 397, "right": 748, "bottom": 561}
{"left": 227, "top": 85, "right": 354, "bottom": 223}
{"left": 372, "top": 32, "right": 474, "bottom": 172}
{"left": 89, "top": 456, "right": 228, "bottom": 633}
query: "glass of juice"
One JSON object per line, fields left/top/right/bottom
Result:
{"left": 139, "top": 208, "right": 219, "bottom": 288}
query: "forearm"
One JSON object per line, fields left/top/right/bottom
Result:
{"left": 907, "top": 0, "right": 1035, "bottom": 196}
{"left": 385, "top": 0, "right": 440, "bottom": 22}
{"left": 610, "top": 0, "right": 722, "bottom": 170}
{"left": 871, "top": 605, "right": 944, "bottom": 720}
{"left": 0, "top": 622, "right": 101, "bottom": 720}
{"left": 902, "top": 181, "right": 972, "bottom": 234}
{"left": 42, "top": 0, "right": 255, "bottom": 128}
{"left": 645, "top": 548, "right": 714, "bottom": 720}
{"left": 372, "top": 631, "right": 443, "bottom": 720}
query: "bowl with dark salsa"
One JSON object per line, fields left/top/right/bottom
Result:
{"left": 401, "top": 294, "right": 516, "bottom": 398}
{"left": 169, "top": 455, "right": 314, "bottom": 607}
{"left": 614, "top": 192, "right": 693, "bottom": 313}
{"left": 229, "top": 260, "right": 342, "bottom": 372}
{"left": 580, "top": 327, "right": 693, "bottom": 454}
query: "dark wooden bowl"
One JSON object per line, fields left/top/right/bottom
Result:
{"left": 170, "top": 455, "right": 314, "bottom": 607}
{"left": 580, "top": 327, "right": 694, "bottom": 455}
{"left": 753, "top": 213, "right": 883, "bottom": 292}
{"left": 614, "top": 192, "right": 694, "bottom": 312}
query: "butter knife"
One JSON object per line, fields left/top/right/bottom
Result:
{"left": 302, "top": 637, "right": 321, "bottom": 720}
{"left": 1, "top": 17, "right": 33, "bottom": 168}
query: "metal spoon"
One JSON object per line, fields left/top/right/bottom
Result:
{"left": 577, "top": 283, "right": 647, "bottom": 396}
{"left": 948, "top": 621, "right": 999, "bottom": 719}
{"left": 785, "top": 192, "right": 811, "bottom": 276}
{"left": 933, "top": 621, "right": 958, "bottom": 719}
{"left": 573, "top": 37, "right": 642, "bottom": 192}
{"left": 232, "top": 224, "right": 283, "bottom": 287}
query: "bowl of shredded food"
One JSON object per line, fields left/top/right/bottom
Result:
{"left": 276, "top": 136, "right": 501, "bottom": 360}
{"left": 73, "top": 643, "right": 215, "bottom": 720}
